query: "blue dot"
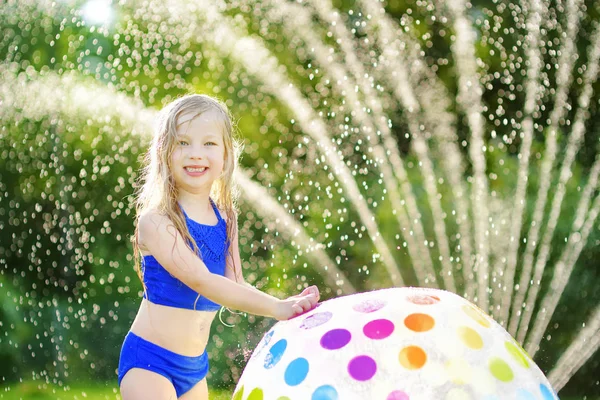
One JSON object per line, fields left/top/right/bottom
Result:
{"left": 540, "top": 384, "right": 557, "bottom": 400}
{"left": 517, "top": 389, "right": 535, "bottom": 400}
{"left": 312, "top": 385, "right": 338, "bottom": 400}
{"left": 253, "top": 330, "right": 274, "bottom": 357}
{"left": 284, "top": 357, "right": 309, "bottom": 386}
{"left": 264, "top": 339, "right": 287, "bottom": 369}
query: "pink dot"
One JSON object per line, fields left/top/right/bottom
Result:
{"left": 364, "top": 319, "right": 395, "bottom": 339}
{"left": 348, "top": 355, "right": 377, "bottom": 381}
{"left": 387, "top": 391, "right": 410, "bottom": 400}
{"left": 353, "top": 299, "right": 386, "bottom": 313}
{"left": 406, "top": 294, "right": 440, "bottom": 305}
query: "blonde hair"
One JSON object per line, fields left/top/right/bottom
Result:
{"left": 131, "top": 94, "right": 244, "bottom": 306}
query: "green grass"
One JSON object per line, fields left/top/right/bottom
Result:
{"left": 0, "top": 381, "right": 233, "bottom": 400}
{"left": 2, "top": 381, "right": 597, "bottom": 400}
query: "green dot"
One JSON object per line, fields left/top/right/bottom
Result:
{"left": 489, "top": 357, "right": 513, "bottom": 382}
{"left": 505, "top": 341, "right": 530, "bottom": 368}
{"left": 277, "top": 397, "right": 291, "bottom": 400}
{"left": 247, "top": 387, "right": 264, "bottom": 400}
{"left": 232, "top": 386, "right": 244, "bottom": 400}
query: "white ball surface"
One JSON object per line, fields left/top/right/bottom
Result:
{"left": 233, "top": 287, "right": 558, "bottom": 400}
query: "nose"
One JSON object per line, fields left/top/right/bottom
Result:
{"left": 188, "top": 144, "right": 205, "bottom": 160}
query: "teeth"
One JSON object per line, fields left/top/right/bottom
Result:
{"left": 186, "top": 167, "right": 206, "bottom": 172}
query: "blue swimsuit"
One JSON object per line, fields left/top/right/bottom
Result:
{"left": 118, "top": 199, "right": 229, "bottom": 397}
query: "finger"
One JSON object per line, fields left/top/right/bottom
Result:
{"left": 311, "top": 286, "right": 320, "bottom": 298}
{"left": 292, "top": 304, "right": 303, "bottom": 314}
{"left": 304, "top": 293, "right": 319, "bottom": 306}
{"left": 298, "top": 298, "right": 313, "bottom": 312}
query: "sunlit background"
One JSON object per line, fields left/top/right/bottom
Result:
{"left": 1, "top": 0, "right": 599, "bottom": 398}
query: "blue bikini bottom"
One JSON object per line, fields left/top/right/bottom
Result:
{"left": 118, "top": 331, "right": 209, "bottom": 398}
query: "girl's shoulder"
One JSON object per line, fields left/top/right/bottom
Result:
{"left": 137, "top": 208, "right": 173, "bottom": 242}
{"left": 138, "top": 208, "right": 168, "bottom": 224}
{"left": 136, "top": 208, "right": 182, "bottom": 256}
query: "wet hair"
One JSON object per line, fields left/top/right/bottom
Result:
{"left": 131, "top": 94, "right": 244, "bottom": 306}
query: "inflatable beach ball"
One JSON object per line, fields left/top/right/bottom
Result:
{"left": 233, "top": 287, "right": 558, "bottom": 400}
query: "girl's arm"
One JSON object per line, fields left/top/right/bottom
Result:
{"left": 138, "top": 211, "right": 317, "bottom": 320}
{"left": 223, "top": 217, "right": 321, "bottom": 309}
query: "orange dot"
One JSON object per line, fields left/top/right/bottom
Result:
{"left": 404, "top": 313, "right": 435, "bottom": 332}
{"left": 462, "top": 304, "right": 491, "bottom": 328}
{"left": 399, "top": 345, "right": 427, "bottom": 369}
{"left": 458, "top": 326, "right": 483, "bottom": 349}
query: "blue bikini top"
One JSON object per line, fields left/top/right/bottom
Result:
{"left": 141, "top": 198, "right": 229, "bottom": 311}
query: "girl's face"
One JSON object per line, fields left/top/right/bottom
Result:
{"left": 170, "top": 109, "right": 226, "bottom": 195}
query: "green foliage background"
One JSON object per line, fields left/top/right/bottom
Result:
{"left": 1, "top": 0, "right": 599, "bottom": 397}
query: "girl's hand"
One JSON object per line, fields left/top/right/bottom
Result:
{"left": 274, "top": 285, "right": 320, "bottom": 321}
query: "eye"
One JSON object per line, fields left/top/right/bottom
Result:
{"left": 178, "top": 140, "right": 189, "bottom": 146}
{"left": 206, "top": 141, "right": 217, "bottom": 146}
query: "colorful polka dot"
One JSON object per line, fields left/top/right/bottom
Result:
{"left": 321, "top": 329, "right": 351, "bottom": 350}
{"left": 489, "top": 357, "right": 513, "bottom": 382}
{"left": 387, "top": 391, "right": 410, "bottom": 400}
{"left": 462, "top": 304, "right": 491, "bottom": 328}
{"left": 540, "top": 384, "right": 556, "bottom": 400}
{"left": 300, "top": 311, "right": 333, "bottom": 329}
{"left": 232, "top": 386, "right": 244, "bottom": 400}
{"left": 353, "top": 299, "right": 386, "bottom": 313}
{"left": 247, "top": 387, "right": 264, "bottom": 400}
{"left": 312, "top": 385, "right": 338, "bottom": 400}
{"left": 364, "top": 319, "right": 395, "bottom": 339}
{"left": 404, "top": 313, "right": 435, "bottom": 332}
{"left": 407, "top": 294, "right": 440, "bottom": 305}
{"left": 348, "top": 355, "right": 377, "bottom": 381}
{"left": 505, "top": 341, "right": 530, "bottom": 368}
{"left": 253, "top": 331, "right": 274, "bottom": 357}
{"left": 399, "top": 346, "right": 427, "bottom": 370}
{"left": 284, "top": 358, "right": 309, "bottom": 386}
{"left": 458, "top": 326, "right": 483, "bottom": 349}
{"left": 264, "top": 339, "right": 287, "bottom": 369}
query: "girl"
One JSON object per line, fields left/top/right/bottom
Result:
{"left": 118, "top": 94, "right": 320, "bottom": 399}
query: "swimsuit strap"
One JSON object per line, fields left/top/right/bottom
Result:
{"left": 209, "top": 197, "right": 224, "bottom": 223}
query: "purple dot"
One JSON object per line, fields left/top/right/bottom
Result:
{"left": 364, "top": 319, "right": 395, "bottom": 339}
{"left": 320, "top": 329, "right": 352, "bottom": 350}
{"left": 387, "top": 391, "right": 410, "bottom": 400}
{"left": 353, "top": 299, "right": 386, "bottom": 313}
{"left": 348, "top": 355, "right": 377, "bottom": 381}
{"left": 300, "top": 311, "right": 333, "bottom": 329}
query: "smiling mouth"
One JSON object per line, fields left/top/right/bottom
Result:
{"left": 185, "top": 167, "right": 207, "bottom": 173}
